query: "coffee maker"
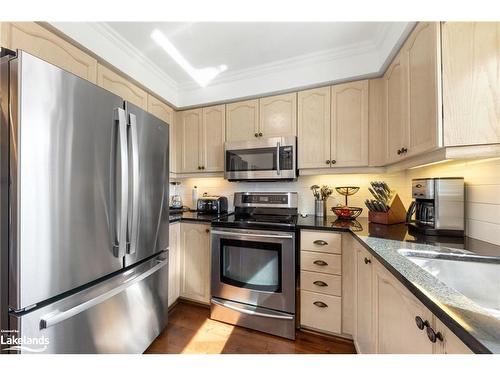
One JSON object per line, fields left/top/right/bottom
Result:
{"left": 406, "top": 177, "right": 464, "bottom": 236}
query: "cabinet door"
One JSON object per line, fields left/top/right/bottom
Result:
{"left": 433, "top": 317, "right": 473, "bottom": 354}
{"left": 202, "top": 105, "right": 225, "bottom": 172}
{"left": 97, "top": 64, "right": 148, "bottom": 110}
{"left": 368, "top": 78, "right": 387, "bottom": 166}
{"left": 355, "top": 245, "right": 374, "bottom": 353}
{"left": 1, "top": 22, "right": 97, "bottom": 83}
{"left": 374, "top": 263, "right": 434, "bottom": 354}
{"left": 168, "top": 223, "right": 181, "bottom": 307}
{"left": 226, "top": 99, "right": 259, "bottom": 141}
{"left": 147, "top": 95, "right": 176, "bottom": 173}
{"left": 385, "top": 53, "right": 409, "bottom": 163}
{"left": 179, "top": 109, "right": 203, "bottom": 173}
{"left": 180, "top": 223, "right": 211, "bottom": 304}
{"left": 331, "top": 81, "right": 369, "bottom": 167}
{"left": 442, "top": 22, "right": 500, "bottom": 146}
{"left": 297, "top": 87, "right": 331, "bottom": 169}
{"left": 259, "top": 93, "right": 297, "bottom": 138}
{"left": 342, "top": 234, "right": 355, "bottom": 336}
{"left": 405, "top": 22, "right": 441, "bottom": 157}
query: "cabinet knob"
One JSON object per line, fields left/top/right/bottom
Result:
{"left": 402, "top": 147, "right": 408, "bottom": 153}
{"left": 426, "top": 326, "right": 443, "bottom": 343}
{"left": 254, "top": 133, "right": 259, "bottom": 137}
{"left": 415, "top": 316, "right": 430, "bottom": 330}
{"left": 313, "top": 280, "right": 328, "bottom": 287}
{"left": 197, "top": 166, "right": 202, "bottom": 170}
{"left": 201, "top": 166, "right": 205, "bottom": 170}
{"left": 313, "top": 239, "right": 328, "bottom": 246}
{"left": 364, "top": 257, "right": 371, "bottom": 264}
{"left": 331, "top": 160, "right": 336, "bottom": 165}
{"left": 313, "top": 301, "right": 328, "bottom": 308}
{"left": 259, "top": 132, "right": 263, "bottom": 137}
{"left": 313, "top": 260, "right": 328, "bottom": 266}
{"left": 325, "top": 160, "right": 331, "bottom": 165}
{"left": 205, "top": 228, "right": 210, "bottom": 234}
{"left": 397, "top": 149, "right": 402, "bottom": 155}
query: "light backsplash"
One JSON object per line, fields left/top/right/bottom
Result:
{"left": 173, "top": 157, "right": 500, "bottom": 246}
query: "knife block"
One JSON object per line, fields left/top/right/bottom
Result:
{"left": 368, "top": 194, "right": 406, "bottom": 225}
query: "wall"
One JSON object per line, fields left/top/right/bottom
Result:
{"left": 173, "top": 157, "right": 500, "bottom": 246}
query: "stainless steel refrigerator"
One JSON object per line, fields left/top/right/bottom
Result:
{"left": 0, "top": 50, "right": 169, "bottom": 353}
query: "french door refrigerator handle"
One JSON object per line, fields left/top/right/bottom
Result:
{"left": 113, "top": 108, "right": 128, "bottom": 258}
{"left": 127, "top": 113, "right": 140, "bottom": 255}
{"left": 39, "top": 259, "right": 167, "bottom": 330}
{"left": 211, "top": 298, "right": 293, "bottom": 320}
{"left": 276, "top": 141, "right": 281, "bottom": 175}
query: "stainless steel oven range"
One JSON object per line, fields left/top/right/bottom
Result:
{"left": 210, "top": 192, "right": 298, "bottom": 339}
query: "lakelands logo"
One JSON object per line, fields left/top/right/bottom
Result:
{"left": 1, "top": 329, "right": 49, "bottom": 353}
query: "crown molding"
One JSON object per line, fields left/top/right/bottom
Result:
{"left": 50, "top": 22, "right": 415, "bottom": 109}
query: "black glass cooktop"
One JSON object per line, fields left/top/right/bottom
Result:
{"left": 211, "top": 213, "right": 297, "bottom": 230}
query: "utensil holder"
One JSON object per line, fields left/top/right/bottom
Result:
{"left": 315, "top": 200, "right": 326, "bottom": 217}
{"left": 368, "top": 194, "right": 406, "bottom": 225}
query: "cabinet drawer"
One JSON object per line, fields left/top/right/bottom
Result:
{"left": 300, "top": 290, "right": 341, "bottom": 334}
{"left": 300, "top": 271, "right": 341, "bottom": 296}
{"left": 301, "top": 251, "right": 341, "bottom": 275}
{"left": 301, "top": 230, "right": 342, "bottom": 254}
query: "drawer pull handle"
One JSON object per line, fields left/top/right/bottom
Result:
{"left": 313, "top": 280, "right": 328, "bottom": 287}
{"left": 313, "top": 240, "right": 328, "bottom": 246}
{"left": 313, "top": 301, "right": 328, "bottom": 308}
{"left": 313, "top": 260, "right": 328, "bottom": 266}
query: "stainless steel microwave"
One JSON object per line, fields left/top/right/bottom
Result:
{"left": 224, "top": 136, "right": 297, "bottom": 181}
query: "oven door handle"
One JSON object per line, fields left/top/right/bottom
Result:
{"left": 210, "top": 230, "right": 293, "bottom": 239}
{"left": 276, "top": 141, "right": 281, "bottom": 175}
{"left": 211, "top": 298, "right": 294, "bottom": 320}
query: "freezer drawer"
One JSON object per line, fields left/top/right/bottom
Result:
{"left": 9, "top": 254, "right": 168, "bottom": 354}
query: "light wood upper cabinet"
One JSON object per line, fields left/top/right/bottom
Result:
{"left": 168, "top": 222, "right": 181, "bottom": 307}
{"left": 368, "top": 78, "right": 387, "bottom": 166}
{"left": 297, "top": 87, "right": 331, "bottom": 169}
{"left": 147, "top": 95, "right": 177, "bottom": 173}
{"left": 180, "top": 223, "right": 211, "bottom": 304}
{"left": 179, "top": 109, "right": 203, "bottom": 173}
{"left": 355, "top": 245, "right": 374, "bottom": 354}
{"left": 385, "top": 52, "right": 409, "bottom": 163}
{"left": 202, "top": 105, "right": 225, "bottom": 172}
{"left": 405, "top": 22, "right": 442, "bottom": 157}
{"left": 97, "top": 64, "right": 148, "bottom": 110}
{"left": 1, "top": 22, "right": 97, "bottom": 83}
{"left": 259, "top": 93, "right": 297, "bottom": 137}
{"left": 374, "top": 262, "right": 434, "bottom": 354}
{"left": 226, "top": 99, "right": 259, "bottom": 141}
{"left": 331, "top": 80, "right": 369, "bottom": 167}
{"left": 442, "top": 22, "right": 500, "bottom": 146}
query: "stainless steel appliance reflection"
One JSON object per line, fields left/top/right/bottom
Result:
{"left": 210, "top": 192, "right": 297, "bottom": 339}
{"left": 0, "top": 50, "right": 169, "bottom": 353}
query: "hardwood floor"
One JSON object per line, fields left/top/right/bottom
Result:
{"left": 145, "top": 301, "right": 357, "bottom": 354}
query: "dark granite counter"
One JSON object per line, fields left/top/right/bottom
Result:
{"left": 297, "top": 215, "right": 500, "bottom": 354}
{"left": 169, "top": 211, "right": 232, "bottom": 224}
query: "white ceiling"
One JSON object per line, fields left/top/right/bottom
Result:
{"left": 50, "top": 22, "right": 415, "bottom": 108}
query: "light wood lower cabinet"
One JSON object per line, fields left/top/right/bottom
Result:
{"left": 179, "top": 222, "right": 211, "bottom": 304}
{"left": 168, "top": 222, "right": 181, "bottom": 307}
{"left": 301, "top": 291, "right": 342, "bottom": 334}
{"left": 1, "top": 22, "right": 98, "bottom": 83}
{"left": 433, "top": 318, "right": 473, "bottom": 354}
{"left": 97, "top": 64, "right": 148, "bottom": 110}
{"left": 354, "top": 244, "right": 374, "bottom": 354}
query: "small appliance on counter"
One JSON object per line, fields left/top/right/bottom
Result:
{"left": 365, "top": 181, "right": 406, "bottom": 225}
{"left": 406, "top": 177, "right": 464, "bottom": 237}
{"left": 197, "top": 194, "right": 228, "bottom": 214}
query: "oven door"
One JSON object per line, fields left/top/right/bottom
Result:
{"left": 211, "top": 228, "right": 295, "bottom": 313}
{"left": 224, "top": 136, "right": 296, "bottom": 181}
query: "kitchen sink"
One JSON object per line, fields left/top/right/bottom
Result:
{"left": 397, "top": 249, "right": 500, "bottom": 319}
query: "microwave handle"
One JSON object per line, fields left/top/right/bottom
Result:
{"left": 276, "top": 141, "right": 281, "bottom": 175}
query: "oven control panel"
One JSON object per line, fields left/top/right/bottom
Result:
{"left": 242, "top": 194, "right": 288, "bottom": 204}
{"left": 234, "top": 192, "right": 298, "bottom": 208}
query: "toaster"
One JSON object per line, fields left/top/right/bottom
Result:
{"left": 197, "top": 195, "right": 228, "bottom": 214}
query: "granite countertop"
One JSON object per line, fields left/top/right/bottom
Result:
{"left": 297, "top": 215, "right": 500, "bottom": 353}
{"left": 169, "top": 210, "right": 232, "bottom": 224}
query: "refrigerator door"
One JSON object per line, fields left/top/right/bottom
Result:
{"left": 124, "top": 102, "right": 169, "bottom": 266}
{"left": 9, "top": 254, "right": 168, "bottom": 354}
{"left": 10, "top": 52, "right": 126, "bottom": 310}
